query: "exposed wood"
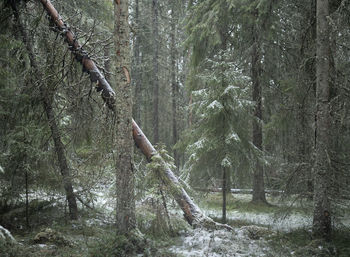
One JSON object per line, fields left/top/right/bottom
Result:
{"left": 39, "top": 0, "right": 116, "bottom": 111}
{"left": 37, "top": 0, "right": 224, "bottom": 229}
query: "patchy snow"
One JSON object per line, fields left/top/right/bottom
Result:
{"left": 221, "top": 156, "right": 232, "bottom": 167}
{"left": 169, "top": 227, "right": 272, "bottom": 257}
{"left": 225, "top": 131, "right": 241, "bottom": 144}
{"left": 223, "top": 85, "right": 240, "bottom": 95}
{"left": 192, "top": 89, "right": 208, "bottom": 97}
{"left": 204, "top": 209, "right": 313, "bottom": 232}
{"left": 190, "top": 138, "right": 207, "bottom": 150}
{"left": 0, "top": 225, "right": 16, "bottom": 243}
{"left": 207, "top": 100, "right": 223, "bottom": 111}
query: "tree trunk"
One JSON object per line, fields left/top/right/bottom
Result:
{"left": 25, "top": 169, "right": 29, "bottom": 228}
{"left": 14, "top": 4, "right": 78, "bottom": 220}
{"left": 313, "top": 0, "right": 331, "bottom": 241}
{"left": 42, "top": 95, "right": 78, "bottom": 220}
{"left": 170, "top": 5, "right": 179, "bottom": 170}
{"left": 38, "top": 0, "right": 116, "bottom": 111}
{"left": 222, "top": 168, "right": 227, "bottom": 223}
{"left": 152, "top": 0, "right": 160, "bottom": 144}
{"left": 37, "top": 0, "right": 227, "bottom": 229}
{"left": 114, "top": 0, "right": 136, "bottom": 234}
{"left": 133, "top": 0, "right": 142, "bottom": 125}
{"left": 251, "top": 17, "right": 267, "bottom": 204}
{"left": 132, "top": 121, "right": 230, "bottom": 229}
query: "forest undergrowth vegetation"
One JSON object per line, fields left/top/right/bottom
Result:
{"left": 1, "top": 191, "right": 350, "bottom": 256}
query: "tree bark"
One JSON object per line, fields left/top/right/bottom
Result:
{"left": 313, "top": 0, "right": 332, "bottom": 240}
{"left": 37, "top": 0, "right": 227, "bottom": 229}
{"left": 132, "top": 121, "right": 230, "bottom": 229}
{"left": 170, "top": 5, "right": 179, "bottom": 170}
{"left": 38, "top": 0, "right": 116, "bottom": 111}
{"left": 114, "top": 0, "right": 136, "bottom": 234}
{"left": 152, "top": 0, "right": 160, "bottom": 144}
{"left": 42, "top": 94, "right": 78, "bottom": 220}
{"left": 251, "top": 16, "right": 267, "bottom": 204}
{"left": 222, "top": 168, "right": 227, "bottom": 223}
{"left": 14, "top": 4, "right": 78, "bottom": 220}
{"left": 133, "top": 0, "right": 142, "bottom": 125}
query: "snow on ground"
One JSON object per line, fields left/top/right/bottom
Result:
{"left": 204, "top": 209, "right": 312, "bottom": 232}
{"left": 169, "top": 227, "right": 272, "bottom": 257}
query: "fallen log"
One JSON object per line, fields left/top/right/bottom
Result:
{"left": 39, "top": 0, "right": 115, "bottom": 110}
{"left": 194, "top": 188, "right": 283, "bottom": 195}
{"left": 37, "top": 0, "right": 229, "bottom": 229}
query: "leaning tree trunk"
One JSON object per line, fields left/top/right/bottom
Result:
{"left": 251, "top": 15, "right": 267, "bottom": 204}
{"left": 37, "top": 0, "right": 226, "bottom": 228}
{"left": 313, "top": 0, "right": 332, "bottom": 241}
{"left": 42, "top": 93, "right": 78, "bottom": 220}
{"left": 114, "top": 0, "right": 136, "bottom": 234}
{"left": 13, "top": 4, "right": 78, "bottom": 220}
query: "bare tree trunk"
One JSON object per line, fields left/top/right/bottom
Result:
{"left": 251, "top": 17, "right": 267, "bottom": 204}
{"left": 133, "top": 0, "right": 142, "bottom": 125}
{"left": 132, "top": 120, "right": 230, "bottom": 229}
{"left": 170, "top": 5, "right": 179, "bottom": 170}
{"left": 14, "top": 4, "right": 78, "bottom": 220}
{"left": 25, "top": 168, "right": 29, "bottom": 228}
{"left": 37, "top": 0, "right": 229, "bottom": 229}
{"left": 42, "top": 95, "right": 78, "bottom": 220}
{"left": 38, "top": 0, "right": 116, "bottom": 111}
{"left": 222, "top": 168, "right": 227, "bottom": 223}
{"left": 152, "top": 0, "right": 159, "bottom": 144}
{"left": 313, "top": 0, "right": 331, "bottom": 241}
{"left": 114, "top": 0, "right": 136, "bottom": 234}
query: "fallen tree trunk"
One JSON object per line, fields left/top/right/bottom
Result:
{"left": 39, "top": 0, "right": 115, "bottom": 110}
{"left": 37, "top": 0, "right": 229, "bottom": 229}
{"left": 194, "top": 188, "right": 283, "bottom": 195}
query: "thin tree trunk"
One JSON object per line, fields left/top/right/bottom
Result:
{"left": 251, "top": 17, "right": 267, "bottom": 204}
{"left": 25, "top": 168, "right": 29, "bottom": 228}
{"left": 170, "top": 5, "right": 179, "bottom": 170}
{"left": 104, "top": 47, "right": 111, "bottom": 83}
{"left": 14, "top": 4, "right": 78, "bottom": 220}
{"left": 152, "top": 0, "right": 159, "bottom": 144}
{"left": 133, "top": 0, "right": 142, "bottom": 125}
{"left": 43, "top": 96, "right": 78, "bottom": 220}
{"left": 114, "top": 0, "right": 136, "bottom": 234}
{"left": 313, "top": 0, "right": 331, "bottom": 240}
{"left": 222, "top": 168, "right": 227, "bottom": 223}
{"left": 37, "top": 0, "right": 228, "bottom": 229}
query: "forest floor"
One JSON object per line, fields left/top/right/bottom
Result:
{"left": 2, "top": 189, "right": 350, "bottom": 257}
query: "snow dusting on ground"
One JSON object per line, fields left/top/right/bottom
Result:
{"left": 204, "top": 209, "right": 313, "bottom": 232}
{"left": 169, "top": 227, "right": 272, "bottom": 257}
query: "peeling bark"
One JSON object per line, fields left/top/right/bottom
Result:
{"left": 39, "top": 0, "right": 115, "bottom": 110}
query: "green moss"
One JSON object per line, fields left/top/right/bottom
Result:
{"left": 267, "top": 228, "right": 350, "bottom": 257}
{"left": 201, "top": 193, "right": 279, "bottom": 213}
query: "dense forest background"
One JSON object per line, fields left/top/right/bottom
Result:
{"left": 1, "top": 0, "right": 350, "bottom": 256}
